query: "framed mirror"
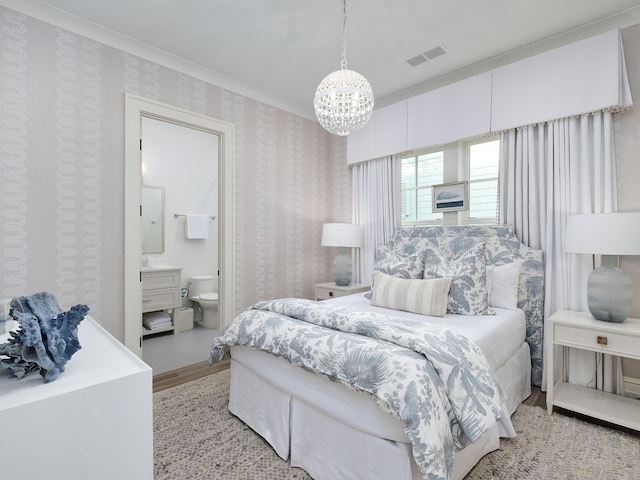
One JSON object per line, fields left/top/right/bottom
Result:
{"left": 142, "top": 185, "right": 165, "bottom": 254}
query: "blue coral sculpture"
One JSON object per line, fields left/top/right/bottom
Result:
{"left": 0, "top": 292, "right": 89, "bottom": 383}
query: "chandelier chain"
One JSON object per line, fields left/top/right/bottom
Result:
{"left": 340, "top": 0, "right": 348, "bottom": 70}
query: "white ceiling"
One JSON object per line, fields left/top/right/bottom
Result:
{"left": 7, "top": 0, "right": 640, "bottom": 120}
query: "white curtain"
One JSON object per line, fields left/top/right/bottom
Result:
{"left": 352, "top": 156, "right": 400, "bottom": 284}
{"left": 500, "top": 110, "right": 618, "bottom": 391}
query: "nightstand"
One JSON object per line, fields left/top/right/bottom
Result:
{"left": 315, "top": 282, "right": 370, "bottom": 301}
{"left": 546, "top": 309, "right": 640, "bottom": 431}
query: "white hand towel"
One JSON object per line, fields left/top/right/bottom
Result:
{"left": 185, "top": 214, "right": 209, "bottom": 239}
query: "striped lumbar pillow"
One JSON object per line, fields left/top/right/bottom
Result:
{"left": 370, "top": 271, "right": 452, "bottom": 317}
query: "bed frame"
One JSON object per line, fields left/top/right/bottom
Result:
{"left": 228, "top": 225, "right": 543, "bottom": 479}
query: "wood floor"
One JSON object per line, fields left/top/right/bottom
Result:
{"left": 524, "top": 385, "right": 547, "bottom": 408}
{"left": 152, "top": 359, "right": 230, "bottom": 393}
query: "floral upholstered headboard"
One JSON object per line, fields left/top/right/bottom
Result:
{"left": 388, "top": 225, "right": 544, "bottom": 387}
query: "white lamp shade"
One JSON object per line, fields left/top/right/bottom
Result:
{"left": 321, "top": 223, "right": 363, "bottom": 248}
{"left": 565, "top": 212, "right": 640, "bottom": 255}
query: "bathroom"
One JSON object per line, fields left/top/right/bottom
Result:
{"left": 140, "top": 116, "right": 220, "bottom": 372}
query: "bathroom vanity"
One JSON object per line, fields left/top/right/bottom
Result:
{"left": 141, "top": 266, "right": 182, "bottom": 336}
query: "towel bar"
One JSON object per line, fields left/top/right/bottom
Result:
{"left": 174, "top": 214, "right": 216, "bottom": 220}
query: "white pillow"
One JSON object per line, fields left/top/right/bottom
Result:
{"left": 486, "top": 261, "right": 522, "bottom": 311}
{"left": 371, "top": 271, "right": 452, "bottom": 317}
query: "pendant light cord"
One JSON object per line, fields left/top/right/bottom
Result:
{"left": 340, "top": 0, "right": 348, "bottom": 70}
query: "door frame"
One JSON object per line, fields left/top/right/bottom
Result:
{"left": 124, "top": 93, "right": 235, "bottom": 357}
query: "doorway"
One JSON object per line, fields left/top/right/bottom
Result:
{"left": 124, "top": 94, "right": 235, "bottom": 358}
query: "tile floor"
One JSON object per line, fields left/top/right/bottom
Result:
{"left": 142, "top": 324, "right": 219, "bottom": 375}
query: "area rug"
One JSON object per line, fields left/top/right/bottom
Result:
{"left": 153, "top": 369, "right": 640, "bottom": 479}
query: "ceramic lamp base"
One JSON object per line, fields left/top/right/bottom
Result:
{"left": 587, "top": 265, "right": 632, "bottom": 322}
{"left": 333, "top": 253, "right": 352, "bottom": 286}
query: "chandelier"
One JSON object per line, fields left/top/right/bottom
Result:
{"left": 313, "top": 0, "right": 374, "bottom": 136}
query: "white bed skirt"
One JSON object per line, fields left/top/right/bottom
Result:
{"left": 229, "top": 342, "right": 531, "bottom": 480}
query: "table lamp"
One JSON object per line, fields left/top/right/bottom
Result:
{"left": 565, "top": 212, "right": 640, "bottom": 322}
{"left": 321, "top": 223, "right": 363, "bottom": 286}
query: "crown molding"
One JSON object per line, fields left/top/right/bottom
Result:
{"left": 3, "top": 1, "right": 639, "bottom": 119}
{"left": 0, "top": 0, "right": 315, "bottom": 120}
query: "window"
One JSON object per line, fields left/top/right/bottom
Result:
{"left": 400, "top": 151, "right": 443, "bottom": 224}
{"left": 400, "top": 137, "right": 500, "bottom": 226}
{"left": 466, "top": 139, "right": 500, "bottom": 223}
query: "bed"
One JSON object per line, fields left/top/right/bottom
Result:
{"left": 211, "top": 225, "right": 544, "bottom": 480}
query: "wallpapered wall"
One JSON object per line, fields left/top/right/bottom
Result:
{"left": 0, "top": 7, "right": 350, "bottom": 341}
{"left": 618, "top": 25, "right": 640, "bottom": 319}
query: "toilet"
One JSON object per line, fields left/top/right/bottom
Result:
{"left": 188, "top": 275, "right": 219, "bottom": 328}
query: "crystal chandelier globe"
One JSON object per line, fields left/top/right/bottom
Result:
{"left": 314, "top": 69, "right": 374, "bottom": 136}
{"left": 313, "top": 0, "right": 374, "bottom": 136}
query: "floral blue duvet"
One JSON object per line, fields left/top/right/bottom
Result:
{"left": 210, "top": 298, "right": 508, "bottom": 480}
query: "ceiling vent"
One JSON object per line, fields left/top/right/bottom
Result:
{"left": 406, "top": 44, "right": 448, "bottom": 67}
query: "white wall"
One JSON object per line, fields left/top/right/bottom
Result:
{"left": 141, "top": 117, "right": 219, "bottom": 299}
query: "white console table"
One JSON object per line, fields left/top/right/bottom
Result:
{"left": 0, "top": 316, "right": 153, "bottom": 479}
